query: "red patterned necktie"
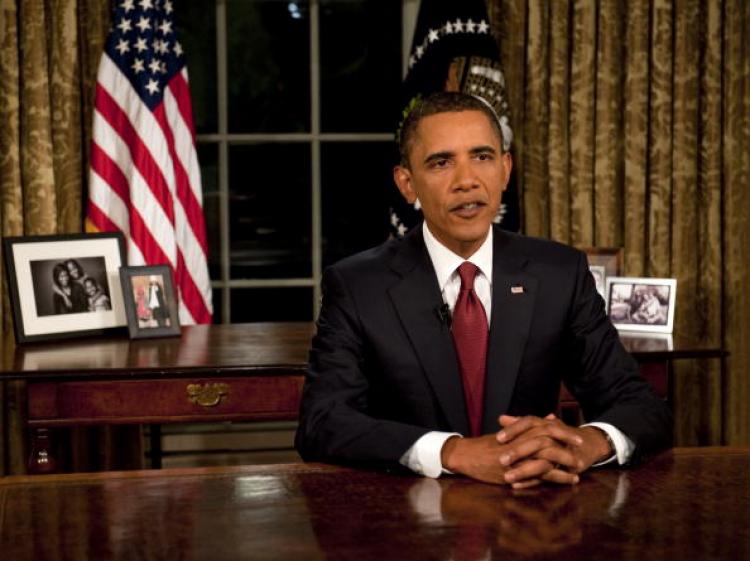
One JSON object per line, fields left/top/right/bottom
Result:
{"left": 451, "top": 262, "right": 489, "bottom": 437}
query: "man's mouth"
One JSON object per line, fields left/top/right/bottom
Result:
{"left": 451, "top": 201, "right": 486, "bottom": 217}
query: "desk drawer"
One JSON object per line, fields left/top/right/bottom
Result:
{"left": 28, "top": 376, "right": 304, "bottom": 426}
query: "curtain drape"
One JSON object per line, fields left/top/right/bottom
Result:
{"left": 490, "top": 0, "right": 749, "bottom": 445}
{"left": 0, "top": 0, "right": 143, "bottom": 475}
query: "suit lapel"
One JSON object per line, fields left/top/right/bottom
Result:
{"left": 388, "top": 228, "right": 469, "bottom": 435}
{"left": 482, "top": 229, "right": 538, "bottom": 433}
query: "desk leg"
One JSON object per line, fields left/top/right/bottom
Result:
{"left": 28, "top": 428, "right": 57, "bottom": 474}
{"left": 149, "top": 424, "right": 162, "bottom": 469}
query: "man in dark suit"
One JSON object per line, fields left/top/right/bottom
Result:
{"left": 296, "top": 92, "right": 671, "bottom": 488}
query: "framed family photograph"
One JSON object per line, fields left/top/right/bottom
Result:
{"left": 3, "top": 233, "right": 128, "bottom": 343}
{"left": 119, "top": 265, "right": 181, "bottom": 339}
{"left": 581, "top": 247, "right": 623, "bottom": 277}
{"left": 589, "top": 265, "right": 607, "bottom": 301}
{"left": 605, "top": 277, "right": 677, "bottom": 333}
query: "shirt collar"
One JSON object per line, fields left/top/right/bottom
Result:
{"left": 422, "top": 222, "right": 493, "bottom": 291}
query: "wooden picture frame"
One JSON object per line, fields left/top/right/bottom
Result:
{"left": 2, "top": 233, "right": 128, "bottom": 343}
{"left": 605, "top": 276, "right": 677, "bottom": 333}
{"left": 580, "top": 247, "right": 623, "bottom": 277}
{"left": 119, "top": 265, "right": 181, "bottom": 339}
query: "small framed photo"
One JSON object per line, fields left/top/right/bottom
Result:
{"left": 119, "top": 265, "right": 180, "bottom": 339}
{"left": 589, "top": 265, "right": 607, "bottom": 301}
{"left": 2, "top": 233, "right": 128, "bottom": 343}
{"left": 605, "top": 277, "right": 677, "bottom": 333}
{"left": 581, "top": 247, "right": 623, "bottom": 277}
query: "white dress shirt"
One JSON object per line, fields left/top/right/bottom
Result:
{"left": 399, "top": 223, "right": 634, "bottom": 478}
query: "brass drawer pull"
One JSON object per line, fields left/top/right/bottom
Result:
{"left": 187, "top": 383, "right": 230, "bottom": 407}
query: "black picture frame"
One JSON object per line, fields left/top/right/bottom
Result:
{"left": 2, "top": 232, "right": 128, "bottom": 344}
{"left": 119, "top": 265, "right": 181, "bottom": 339}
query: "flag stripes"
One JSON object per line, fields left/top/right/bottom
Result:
{"left": 87, "top": 1, "right": 212, "bottom": 324}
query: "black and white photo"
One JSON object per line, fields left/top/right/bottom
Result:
{"left": 3, "top": 233, "right": 127, "bottom": 343}
{"left": 605, "top": 277, "right": 677, "bottom": 333}
{"left": 30, "top": 257, "right": 112, "bottom": 316}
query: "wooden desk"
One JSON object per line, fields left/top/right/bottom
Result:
{"left": 0, "top": 324, "right": 724, "bottom": 472}
{"left": 1, "top": 447, "right": 748, "bottom": 560}
{"left": 0, "top": 324, "right": 315, "bottom": 472}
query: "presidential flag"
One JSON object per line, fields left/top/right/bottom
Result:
{"left": 389, "top": 0, "right": 520, "bottom": 238}
{"left": 87, "top": 0, "right": 212, "bottom": 324}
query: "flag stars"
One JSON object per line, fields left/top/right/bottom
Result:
{"left": 173, "top": 41, "right": 183, "bottom": 56}
{"left": 148, "top": 58, "right": 163, "bottom": 73}
{"left": 159, "top": 20, "right": 173, "bottom": 35}
{"left": 145, "top": 78, "right": 160, "bottom": 94}
{"left": 466, "top": 18, "right": 476, "bottom": 33}
{"left": 131, "top": 58, "right": 145, "bottom": 73}
{"left": 117, "top": 18, "right": 132, "bottom": 33}
{"left": 416, "top": 45, "right": 424, "bottom": 58}
{"left": 428, "top": 28, "right": 439, "bottom": 42}
{"left": 134, "top": 36, "right": 148, "bottom": 52}
{"left": 164, "top": 0, "right": 174, "bottom": 14}
{"left": 409, "top": 55, "right": 416, "bottom": 68}
{"left": 154, "top": 39, "right": 169, "bottom": 54}
{"left": 478, "top": 20, "right": 489, "bottom": 33}
{"left": 453, "top": 18, "right": 464, "bottom": 32}
{"left": 444, "top": 21, "right": 453, "bottom": 34}
{"left": 120, "top": 0, "right": 135, "bottom": 12}
{"left": 136, "top": 16, "right": 151, "bottom": 32}
{"left": 139, "top": 0, "right": 154, "bottom": 10}
{"left": 115, "top": 38, "right": 130, "bottom": 55}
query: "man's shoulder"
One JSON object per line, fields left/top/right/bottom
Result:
{"left": 495, "top": 227, "right": 584, "bottom": 266}
{"left": 328, "top": 232, "right": 416, "bottom": 278}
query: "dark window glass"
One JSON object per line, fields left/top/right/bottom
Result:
{"left": 212, "top": 288, "right": 223, "bottom": 324}
{"left": 320, "top": 0, "right": 401, "bottom": 132}
{"left": 198, "top": 143, "right": 221, "bottom": 279}
{"left": 231, "top": 287, "right": 313, "bottom": 322}
{"left": 321, "top": 142, "right": 394, "bottom": 267}
{"left": 229, "top": 143, "right": 311, "bottom": 278}
{"left": 174, "top": 0, "right": 218, "bottom": 134}
{"left": 226, "top": 0, "right": 311, "bottom": 133}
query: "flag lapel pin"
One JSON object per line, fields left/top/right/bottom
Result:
{"left": 510, "top": 285, "right": 525, "bottom": 295}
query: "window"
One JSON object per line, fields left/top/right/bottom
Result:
{"left": 176, "top": 0, "right": 413, "bottom": 323}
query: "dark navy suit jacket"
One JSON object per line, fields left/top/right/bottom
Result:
{"left": 295, "top": 225, "right": 672, "bottom": 467}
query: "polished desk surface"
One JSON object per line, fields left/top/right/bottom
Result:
{"left": 0, "top": 323, "right": 316, "bottom": 380}
{"left": 0, "top": 447, "right": 747, "bottom": 561}
{"left": 0, "top": 323, "right": 726, "bottom": 381}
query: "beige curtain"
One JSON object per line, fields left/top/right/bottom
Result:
{"left": 490, "top": 0, "right": 750, "bottom": 445}
{"left": 0, "top": 0, "right": 132, "bottom": 475}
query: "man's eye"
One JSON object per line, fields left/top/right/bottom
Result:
{"left": 476, "top": 153, "right": 493, "bottom": 161}
{"left": 430, "top": 159, "right": 449, "bottom": 168}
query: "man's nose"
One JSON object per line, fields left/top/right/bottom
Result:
{"left": 453, "top": 158, "right": 479, "bottom": 191}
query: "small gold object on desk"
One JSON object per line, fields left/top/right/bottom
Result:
{"left": 186, "top": 382, "right": 230, "bottom": 407}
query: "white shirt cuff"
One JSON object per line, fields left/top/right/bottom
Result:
{"left": 399, "top": 431, "right": 461, "bottom": 478}
{"left": 583, "top": 422, "right": 635, "bottom": 466}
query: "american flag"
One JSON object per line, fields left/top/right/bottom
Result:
{"left": 87, "top": 0, "right": 212, "bottom": 324}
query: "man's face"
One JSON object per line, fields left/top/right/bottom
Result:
{"left": 393, "top": 110, "right": 512, "bottom": 258}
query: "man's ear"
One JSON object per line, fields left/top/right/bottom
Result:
{"left": 393, "top": 165, "right": 417, "bottom": 204}
{"left": 500, "top": 152, "right": 513, "bottom": 193}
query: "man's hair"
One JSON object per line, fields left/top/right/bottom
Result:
{"left": 398, "top": 91, "right": 505, "bottom": 168}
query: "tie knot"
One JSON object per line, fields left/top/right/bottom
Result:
{"left": 457, "top": 262, "right": 480, "bottom": 291}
